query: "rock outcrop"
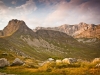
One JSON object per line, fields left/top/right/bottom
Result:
{"left": 0, "top": 58, "right": 9, "bottom": 68}
{"left": 3, "top": 19, "right": 29, "bottom": 36}
{"left": 75, "top": 24, "right": 100, "bottom": 39}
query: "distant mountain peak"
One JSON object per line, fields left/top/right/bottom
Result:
{"left": 79, "top": 22, "right": 87, "bottom": 25}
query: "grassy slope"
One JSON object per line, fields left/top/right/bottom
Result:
{"left": 0, "top": 29, "right": 100, "bottom": 61}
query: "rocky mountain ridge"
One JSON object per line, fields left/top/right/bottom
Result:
{"left": 34, "top": 22, "right": 100, "bottom": 39}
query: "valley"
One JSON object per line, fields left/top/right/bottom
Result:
{"left": 0, "top": 19, "right": 100, "bottom": 75}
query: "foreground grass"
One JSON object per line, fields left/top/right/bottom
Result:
{"left": 0, "top": 63, "right": 100, "bottom": 75}
{"left": 0, "top": 57, "right": 100, "bottom": 75}
{"left": 0, "top": 66, "right": 61, "bottom": 75}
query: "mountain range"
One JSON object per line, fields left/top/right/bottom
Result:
{"left": 34, "top": 22, "right": 100, "bottom": 39}
{"left": 0, "top": 19, "right": 100, "bottom": 60}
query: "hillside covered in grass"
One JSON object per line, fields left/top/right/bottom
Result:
{"left": 0, "top": 19, "right": 100, "bottom": 61}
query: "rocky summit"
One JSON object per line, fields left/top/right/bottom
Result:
{"left": 0, "top": 19, "right": 33, "bottom": 36}
{"left": 0, "top": 19, "right": 100, "bottom": 61}
{"left": 2, "top": 19, "right": 25, "bottom": 36}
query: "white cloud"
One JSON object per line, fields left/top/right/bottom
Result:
{"left": 16, "top": 0, "right": 37, "bottom": 15}
{"left": 0, "top": 0, "right": 100, "bottom": 30}
{"left": 44, "top": 0, "right": 100, "bottom": 26}
{"left": 0, "top": 0, "right": 37, "bottom": 29}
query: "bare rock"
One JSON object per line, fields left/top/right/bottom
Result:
{"left": 92, "top": 58, "right": 100, "bottom": 63}
{"left": 11, "top": 58, "right": 24, "bottom": 66}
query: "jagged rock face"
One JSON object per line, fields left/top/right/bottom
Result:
{"left": 3, "top": 19, "right": 30, "bottom": 36}
{"left": 34, "top": 22, "right": 100, "bottom": 39}
{"left": 0, "top": 30, "right": 3, "bottom": 36}
{"left": 59, "top": 23, "right": 100, "bottom": 39}
{"left": 34, "top": 23, "right": 88, "bottom": 36}
{"left": 75, "top": 24, "right": 100, "bottom": 38}
{"left": 34, "top": 23, "right": 89, "bottom": 36}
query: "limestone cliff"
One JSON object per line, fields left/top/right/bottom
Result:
{"left": 34, "top": 22, "right": 100, "bottom": 39}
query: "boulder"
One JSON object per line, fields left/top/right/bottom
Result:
{"left": 56, "top": 60, "right": 62, "bottom": 64}
{"left": 47, "top": 58, "right": 54, "bottom": 61}
{"left": 0, "top": 58, "right": 9, "bottom": 68}
{"left": 92, "top": 58, "right": 100, "bottom": 63}
{"left": 11, "top": 58, "right": 24, "bottom": 66}
{"left": 62, "top": 58, "right": 77, "bottom": 64}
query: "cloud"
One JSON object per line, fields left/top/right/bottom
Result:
{"left": 45, "top": 0, "right": 100, "bottom": 26}
{"left": 0, "top": 0, "right": 37, "bottom": 29}
{"left": 0, "top": 0, "right": 100, "bottom": 30}
{"left": 16, "top": 0, "right": 37, "bottom": 15}
{"left": 75, "top": 0, "right": 100, "bottom": 24}
{"left": 45, "top": 1, "right": 68, "bottom": 22}
{"left": 0, "top": 1, "right": 8, "bottom": 14}
{"left": 44, "top": 0, "right": 75, "bottom": 26}
{"left": 0, "top": 0, "right": 37, "bottom": 16}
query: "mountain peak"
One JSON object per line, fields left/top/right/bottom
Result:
{"left": 3, "top": 19, "right": 29, "bottom": 36}
{"left": 8, "top": 19, "right": 26, "bottom": 26}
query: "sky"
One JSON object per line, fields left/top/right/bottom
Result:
{"left": 0, "top": 0, "right": 100, "bottom": 30}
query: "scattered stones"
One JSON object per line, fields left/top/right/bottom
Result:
{"left": 0, "top": 58, "right": 9, "bottom": 68}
